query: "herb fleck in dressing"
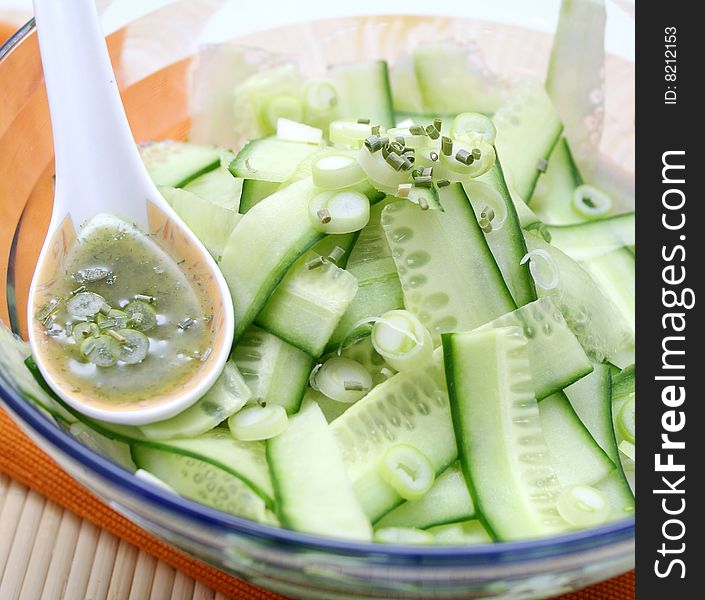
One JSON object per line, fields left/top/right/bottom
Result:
{"left": 36, "top": 215, "right": 210, "bottom": 405}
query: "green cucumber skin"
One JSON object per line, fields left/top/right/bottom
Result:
{"left": 239, "top": 179, "right": 279, "bottom": 213}
{"left": 472, "top": 158, "right": 537, "bottom": 307}
{"left": 544, "top": 213, "right": 636, "bottom": 262}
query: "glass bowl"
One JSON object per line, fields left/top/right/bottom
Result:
{"left": 0, "top": 2, "right": 634, "bottom": 597}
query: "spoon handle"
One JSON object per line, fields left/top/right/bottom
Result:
{"left": 33, "top": 0, "right": 154, "bottom": 225}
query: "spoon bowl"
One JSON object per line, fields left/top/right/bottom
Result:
{"left": 27, "top": 0, "right": 234, "bottom": 425}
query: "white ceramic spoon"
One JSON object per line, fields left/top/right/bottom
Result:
{"left": 27, "top": 0, "right": 234, "bottom": 425}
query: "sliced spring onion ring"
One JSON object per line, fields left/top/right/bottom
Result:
{"left": 329, "top": 120, "right": 377, "bottom": 148}
{"left": 571, "top": 184, "right": 613, "bottom": 220}
{"left": 617, "top": 395, "right": 635, "bottom": 444}
{"left": 262, "top": 95, "right": 304, "bottom": 131}
{"left": 308, "top": 190, "right": 370, "bottom": 234}
{"left": 619, "top": 440, "right": 636, "bottom": 462}
{"left": 374, "top": 527, "right": 435, "bottom": 545}
{"left": 228, "top": 404, "right": 288, "bottom": 441}
{"left": 450, "top": 112, "right": 497, "bottom": 144}
{"left": 463, "top": 180, "right": 508, "bottom": 231}
{"left": 357, "top": 146, "right": 412, "bottom": 194}
{"left": 371, "top": 310, "right": 433, "bottom": 372}
{"left": 520, "top": 249, "right": 560, "bottom": 290}
{"left": 81, "top": 334, "right": 120, "bottom": 367}
{"left": 378, "top": 444, "right": 435, "bottom": 501}
{"left": 311, "top": 152, "right": 366, "bottom": 190}
{"left": 67, "top": 291, "right": 106, "bottom": 318}
{"left": 71, "top": 321, "right": 100, "bottom": 341}
{"left": 438, "top": 139, "right": 496, "bottom": 180}
{"left": 276, "top": 118, "right": 323, "bottom": 145}
{"left": 123, "top": 300, "right": 157, "bottom": 332}
{"left": 556, "top": 485, "right": 610, "bottom": 528}
{"left": 311, "top": 357, "right": 372, "bottom": 403}
{"left": 302, "top": 79, "right": 338, "bottom": 113}
{"left": 115, "top": 329, "right": 150, "bottom": 364}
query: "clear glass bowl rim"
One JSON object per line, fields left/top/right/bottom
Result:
{"left": 0, "top": 16, "right": 635, "bottom": 564}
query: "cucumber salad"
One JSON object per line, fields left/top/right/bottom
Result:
{"left": 2, "top": 0, "right": 635, "bottom": 545}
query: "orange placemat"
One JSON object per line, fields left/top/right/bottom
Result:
{"left": 0, "top": 408, "right": 634, "bottom": 599}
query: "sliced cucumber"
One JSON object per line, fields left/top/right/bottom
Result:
{"left": 183, "top": 151, "right": 243, "bottom": 211}
{"left": 594, "top": 469, "right": 635, "bottom": 523}
{"left": 230, "top": 137, "right": 321, "bottom": 183}
{"left": 231, "top": 326, "right": 313, "bottom": 415}
{"left": 546, "top": 0, "right": 606, "bottom": 173}
{"left": 267, "top": 400, "right": 372, "bottom": 540}
{"left": 413, "top": 42, "right": 505, "bottom": 115}
{"left": 69, "top": 422, "right": 136, "bottom": 471}
{"left": 611, "top": 365, "right": 635, "bottom": 442}
{"left": 304, "top": 387, "right": 350, "bottom": 423}
{"left": 443, "top": 327, "right": 566, "bottom": 541}
{"left": 382, "top": 184, "right": 515, "bottom": 344}
{"left": 524, "top": 232, "right": 634, "bottom": 368}
{"left": 538, "top": 392, "right": 615, "bottom": 488}
{"left": 544, "top": 213, "right": 635, "bottom": 261}
{"left": 132, "top": 446, "right": 269, "bottom": 522}
{"left": 255, "top": 249, "right": 358, "bottom": 357}
{"left": 310, "top": 233, "right": 358, "bottom": 269}
{"left": 140, "top": 140, "right": 222, "bottom": 188}
{"left": 478, "top": 297, "right": 592, "bottom": 400}
{"left": 426, "top": 520, "right": 493, "bottom": 546}
{"left": 328, "top": 60, "right": 395, "bottom": 129}
{"left": 375, "top": 462, "right": 474, "bottom": 530}
{"left": 159, "top": 186, "right": 242, "bottom": 261}
{"left": 138, "top": 361, "right": 251, "bottom": 441}
{"left": 219, "top": 177, "right": 324, "bottom": 340}
{"left": 471, "top": 159, "right": 536, "bottom": 306}
{"left": 565, "top": 363, "right": 620, "bottom": 465}
{"left": 529, "top": 138, "right": 584, "bottom": 224}
{"left": 493, "top": 79, "right": 563, "bottom": 202}
{"left": 389, "top": 54, "right": 425, "bottom": 114}
{"left": 329, "top": 197, "right": 404, "bottom": 349}
{"left": 330, "top": 350, "right": 456, "bottom": 521}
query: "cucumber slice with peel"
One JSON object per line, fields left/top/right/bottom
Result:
{"left": 543, "top": 213, "right": 635, "bottom": 262}
{"left": 231, "top": 326, "right": 313, "bottom": 414}
{"left": 230, "top": 137, "right": 321, "bottom": 183}
{"left": 254, "top": 250, "right": 358, "bottom": 357}
{"left": 375, "top": 462, "right": 474, "bottom": 530}
{"left": 330, "top": 349, "right": 456, "bottom": 521}
{"left": 426, "top": 520, "right": 492, "bottom": 546}
{"left": 443, "top": 327, "right": 568, "bottom": 541}
{"left": 140, "top": 140, "right": 222, "bottom": 188}
{"left": 382, "top": 184, "right": 515, "bottom": 344}
{"left": 219, "top": 177, "right": 324, "bottom": 341}
{"left": 267, "top": 400, "right": 372, "bottom": 540}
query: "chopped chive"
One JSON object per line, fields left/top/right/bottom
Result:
{"left": 418, "top": 197, "right": 430, "bottom": 211}
{"left": 412, "top": 174, "right": 433, "bottom": 186}
{"left": 107, "top": 329, "right": 127, "bottom": 343}
{"left": 70, "top": 285, "right": 86, "bottom": 296}
{"left": 65, "top": 322, "right": 73, "bottom": 336}
{"left": 371, "top": 124, "right": 381, "bottom": 136}
{"left": 436, "top": 178, "right": 451, "bottom": 188}
{"left": 364, "top": 135, "right": 383, "bottom": 153}
{"left": 178, "top": 317, "right": 195, "bottom": 330}
{"left": 433, "top": 118, "right": 442, "bottom": 132}
{"left": 357, "top": 118, "right": 371, "bottom": 124}
{"left": 98, "top": 319, "right": 117, "bottom": 330}
{"left": 134, "top": 294, "right": 155, "bottom": 303}
{"left": 396, "top": 183, "right": 412, "bottom": 198}
{"left": 385, "top": 152, "right": 406, "bottom": 171}
{"left": 441, "top": 136, "right": 453, "bottom": 156}
{"left": 481, "top": 206, "right": 496, "bottom": 222}
{"left": 380, "top": 367, "right": 395, "bottom": 378}
{"left": 455, "top": 149, "right": 474, "bottom": 165}
{"left": 256, "top": 398, "right": 268, "bottom": 407}
{"left": 244, "top": 158, "right": 257, "bottom": 173}
{"left": 200, "top": 347, "right": 213, "bottom": 362}
{"left": 401, "top": 158, "right": 415, "bottom": 171}
{"left": 429, "top": 151, "right": 439, "bottom": 162}
{"left": 472, "top": 147, "right": 482, "bottom": 160}
{"left": 98, "top": 302, "right": 112, "bottom": 316}
{"left": 306, "top": 256, "right": 326, "bottom": 270}
{"left": 395, "top": 136, "right": 406, "bottom": 147}
{"left": 45, "top": 327, "right": 62, "bottom": 337}
{"left": 317, "top": 208, "right": 332, "bottom": 224}
{"left": 328, "top": 246, "right": 346, "bottom": 264}
{"left": 422, "top": 167, "right": 433, "bottom": 178}
{"left": 42, "top": 313, "right": 56, "bottom": 328}
{"left": 344, "top": 380, "right": 365, "bottom": 391}
{"left": 425, "top": 124, "right": 440, "bottom": 140}
{"left": 36, "top": 298, "right": 59, "bottom": 321}
{"left": 409, "top": 125, "right": 426, "bottom": 136}
{"left": 389, "top": 141, "right": 405, "bottom": 154}
{"left": 537, "top": 158, "right": 549, "bottom": 172}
